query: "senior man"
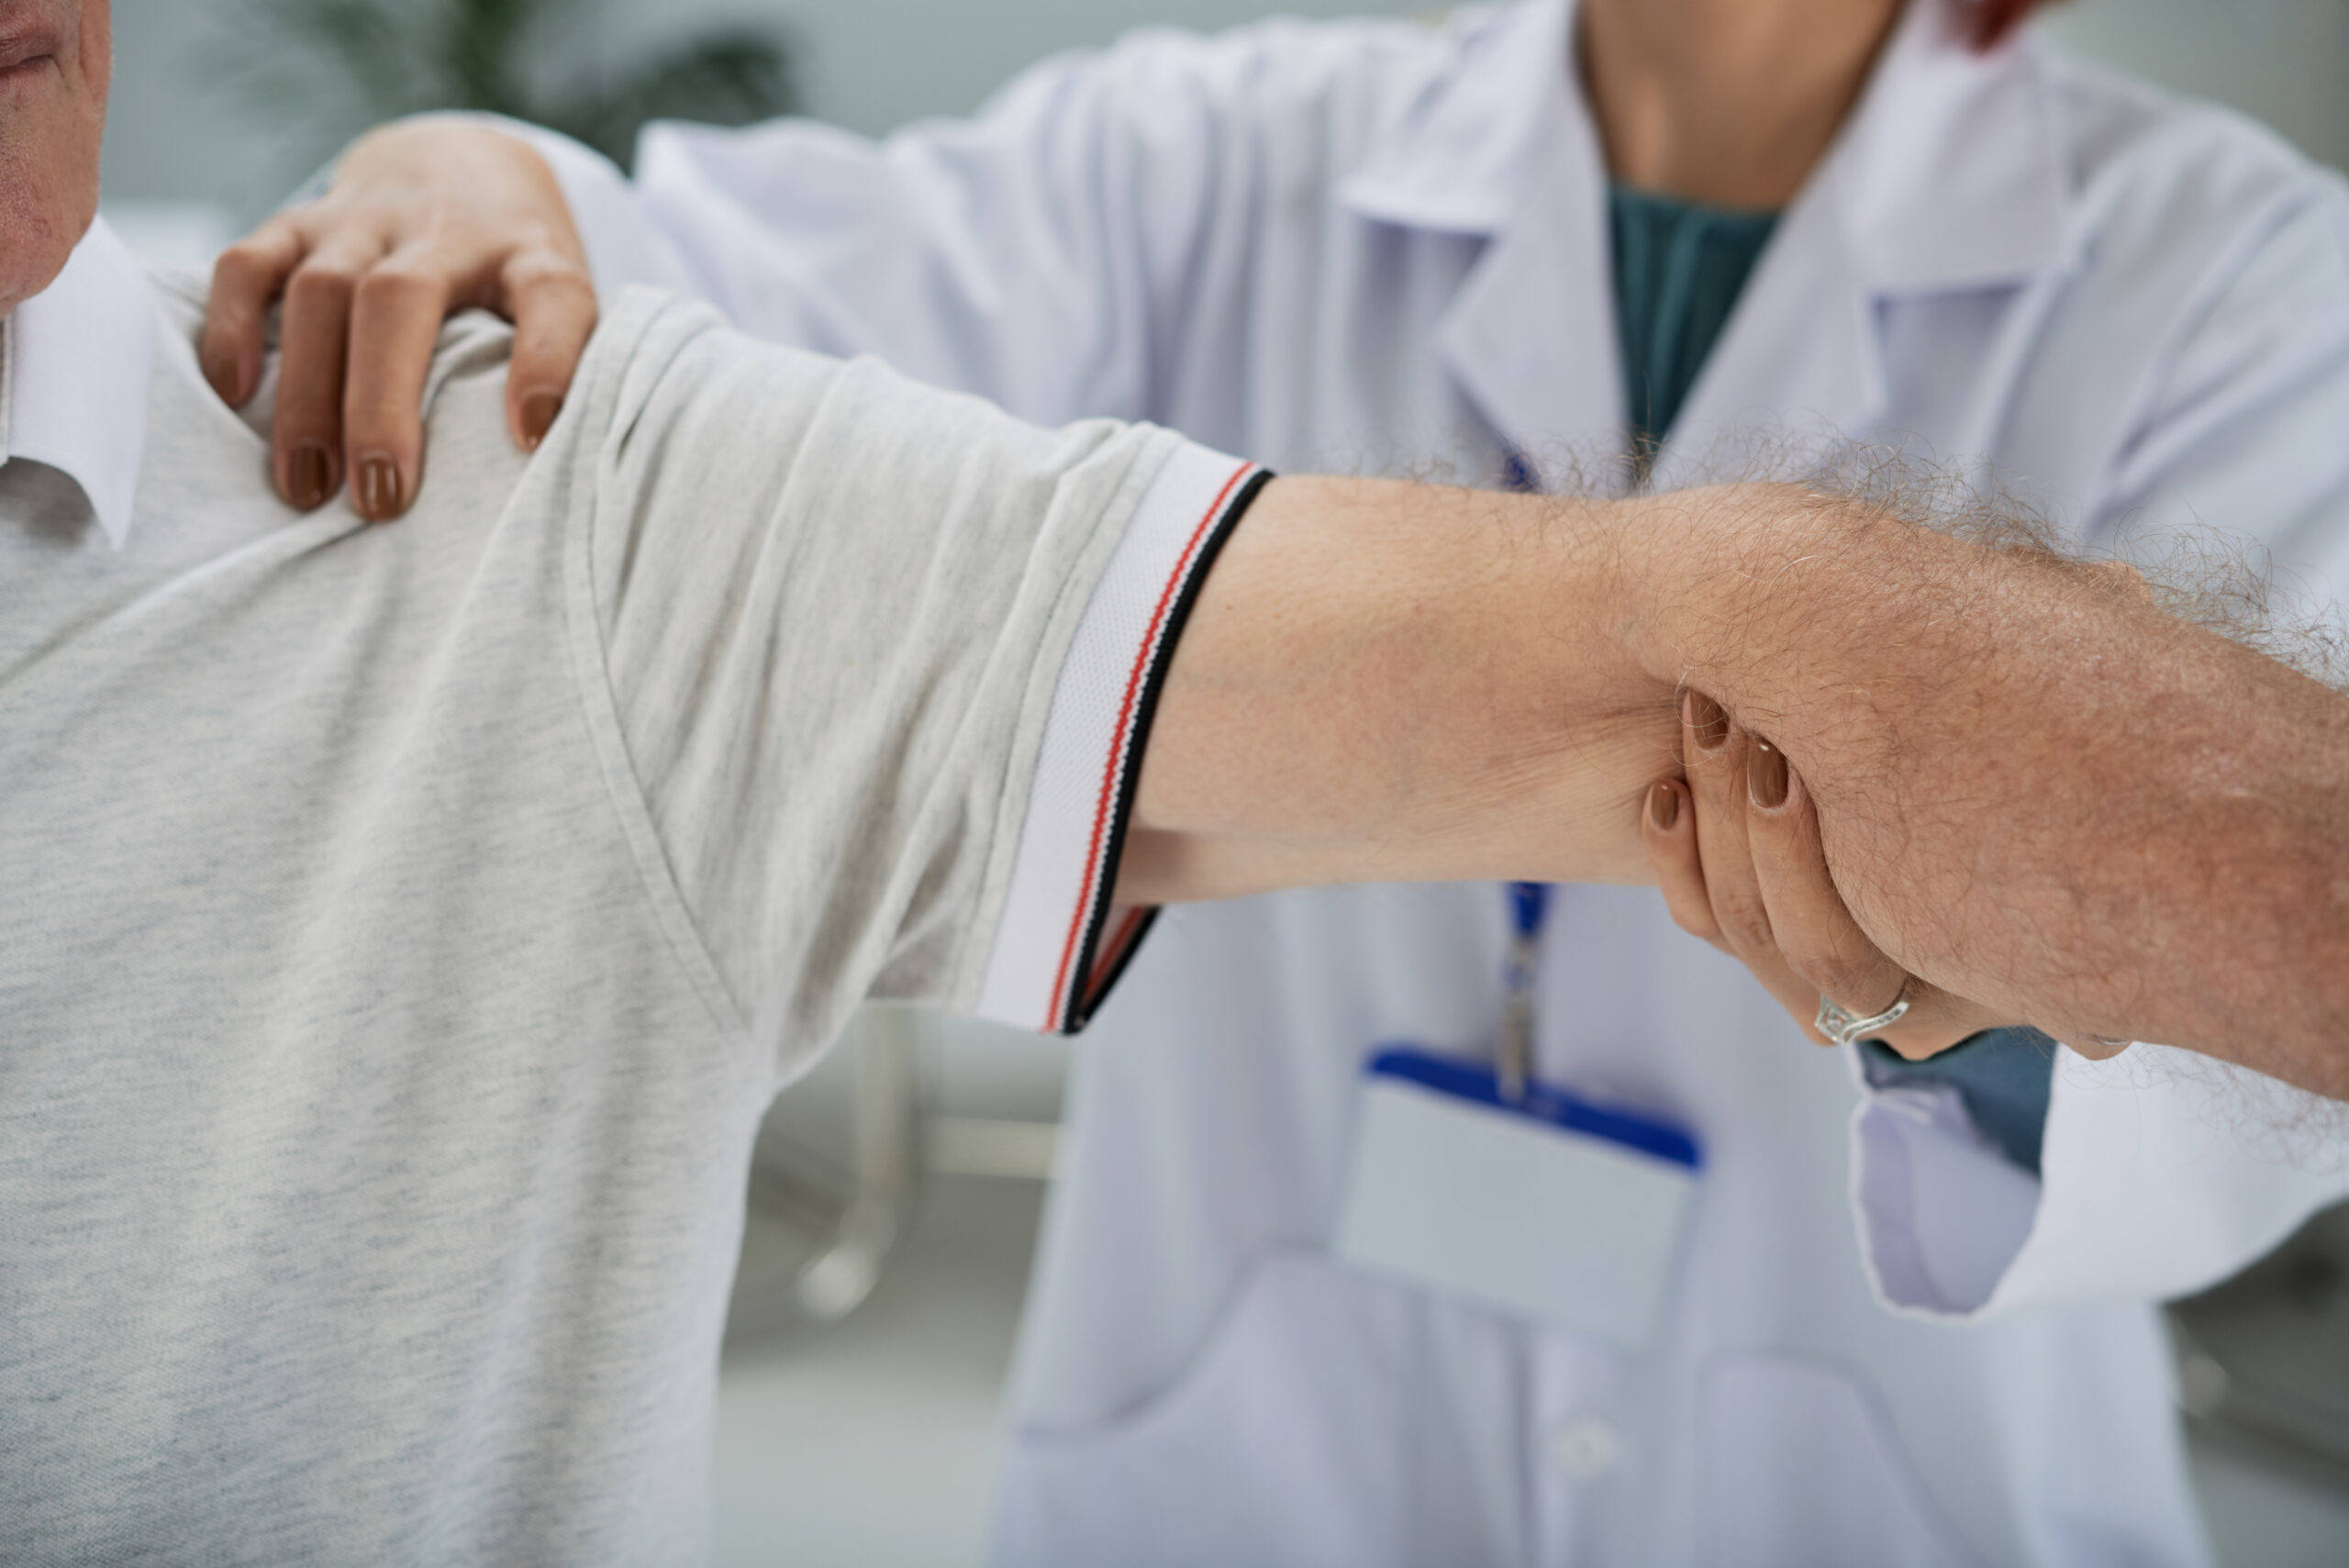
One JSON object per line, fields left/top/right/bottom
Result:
{"left": 11, "top": 2, "right": 2349, "bottom": 1562}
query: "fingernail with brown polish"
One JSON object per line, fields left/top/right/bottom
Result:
{"left": 288, "top": 445, "right": 334, "bottom": 511}
{"left": 357, "top": 457, "right": 402, "bottom": 520}
{"left": 1749, "top": 739, "right": 1790, "bottom": 809}
{"left": 1648, "top": 780, "right": 1680, "bottom": 832}
{"left": 518, "top": 390, "right": 562, "bottom": 451}
{"left": 1685, "top": 691, "right": 1730, "bottom": 751}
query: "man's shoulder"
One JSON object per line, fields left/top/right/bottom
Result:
{"left": 145, "top": 266, "right": 531, "bottom": 432}
{"left": 137, "top": 273, "right": 737, "bottom": 502}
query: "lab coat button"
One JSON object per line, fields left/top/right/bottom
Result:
{"left": 1549, "top": 1417, "right": 1621, "bottom": 1481}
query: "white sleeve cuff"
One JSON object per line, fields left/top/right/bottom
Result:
{"left": 972, "top": 445, "right": 1271, "bottom": 1035}
{"left": 1852, "top": 1042, "right": 2349, "bottom": 1318}
{"left": 1965, "top": 1045, "right": 2349, "bottom": 1311}
{"left": 1850, "top": 1081, "right": 2043, "bottom": 1317}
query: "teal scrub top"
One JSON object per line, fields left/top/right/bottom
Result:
{"left": 1609, "top": 183, "right": 1780, "bottom": 444}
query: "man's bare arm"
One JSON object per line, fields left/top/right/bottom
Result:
{"left": 1119, "top": 476, "right": 1683, "bottom": 902}
{"left": 1126, "top": 476, "right": 2349, "bottom": 1098}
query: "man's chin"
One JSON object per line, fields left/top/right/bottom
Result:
{"left": 0, "top": 181, "right": 93, "bottom": 317}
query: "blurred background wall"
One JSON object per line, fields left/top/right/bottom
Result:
{"left": 104, "top": 0, "right": 2349, "bottom": 244}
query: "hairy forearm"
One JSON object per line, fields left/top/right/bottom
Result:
{"left": 1127, "top": 472, "right": 2349, "bottom": 1096}
{"left": 1621, "top": 484, "right": 2349, "bottom": 1095}
{"left": 1122, "top": 476, "right": 1681, "bottom": 900}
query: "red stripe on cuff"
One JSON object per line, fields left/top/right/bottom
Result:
{"left": 1042, "top": 460, "right": 1260, "bottom": 1029}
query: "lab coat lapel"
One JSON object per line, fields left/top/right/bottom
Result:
{"left": 1649, "top": 180, "right": 1880, "bottom": 488}
{"left": 1661, "top": 0, "right": 2076, "bottom": 484}
{"left": 1344, "top": 1, "right": 1623, "bottom": 484}
{"left": 1342, "top": 0, "right": 2076, "bottom": 488}
{"left": 1436, "top": 82, "right": 1624, "bottom": 485}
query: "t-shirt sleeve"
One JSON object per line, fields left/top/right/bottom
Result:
{"left": 557, "top": 287, "right": 1266, "bottom": 1052}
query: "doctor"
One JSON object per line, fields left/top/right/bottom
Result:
{"left": 207, "top": 0, "right": 2349, "bottom": 1562}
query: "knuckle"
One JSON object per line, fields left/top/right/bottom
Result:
{"left": 508, "top": 218, "right": 580, "bottom": 261}
{"left": 1787, "top": 928, "right": 1887, "bottom": 1001}
{"left": 285, "top": 260, "right": 362, "bottom": 308}
{"left": 340, "top": 389, "right": 407, "bottom": 431}
{"left": 343, "top": 376, "right": 423, "bottom": 428}
{"left": 1774, "top": 929, "right": 1841, "bottom": 982}
{"left": 504, "top": 248, "right": 592, "bottom": 298}
{"left": 1718, "top": 901, "right": 1775, "bottom": 959}
{"left": 352, "top": 262, "right": 440, "bottom": 313}
{"left": 210, "top": 242, "right": 280, "bottom": 295}
{"left": 1664, "top": 899, "right": 1719, "bottom": 944}
{"left": 1788, "top": 948, "right": 1875, "bottom": 1007}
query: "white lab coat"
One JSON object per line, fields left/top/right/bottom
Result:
{"left": 521, "top": 3, "right": 2349, "bottom": 1562}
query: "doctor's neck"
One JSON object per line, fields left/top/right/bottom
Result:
{"left": 1578, "top": 0, "right": 1901, "bottom": 210}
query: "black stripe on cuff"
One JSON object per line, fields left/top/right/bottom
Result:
{"left": 1055, "top": 467, "right": 1277, "bottom": 1034}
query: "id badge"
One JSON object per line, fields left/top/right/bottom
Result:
{"left": 1330, "top": 1047, "right": 1702, "bottom": 1348}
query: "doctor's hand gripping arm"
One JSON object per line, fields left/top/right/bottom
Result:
{"left": 1137, "top": 475, "right": 2349, "bottom": 1099}
{"left": 1623, "top": 484, "right": 2349, "bottom": 1099}
{"left": 1637, "top": 559, "right": 2175, "bottom": 1064}
{"left": 1639, "top": 698, "right": 2025, "bottom": 1062}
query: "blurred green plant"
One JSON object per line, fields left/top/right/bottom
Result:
{"left": 217, "top": 0, "right": 796, "bottom": 172}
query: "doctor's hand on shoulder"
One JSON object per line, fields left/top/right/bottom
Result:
{"left": 202, "top": 118, "right": 591, "bottom": 520}
{"left": 1640, "top": 690, "right": 2052, "bottom": 1064}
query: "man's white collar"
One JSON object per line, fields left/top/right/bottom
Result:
{"left": 0, "top": 217, "right": 156, "bottom": 549}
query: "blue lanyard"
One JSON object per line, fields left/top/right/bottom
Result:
{"left": 1508, "top": 881, "right": 1551, "bottom": 942}
{"left": 1497, "top": 459, "right": 1549, "bottom": 1100}
{"left": 1497, "top": 882, "right": 1550, "bottom": 1102}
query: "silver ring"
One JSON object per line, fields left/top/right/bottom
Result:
{"left": 1816, "top": 982, "right": 1912, "bottom": 1049}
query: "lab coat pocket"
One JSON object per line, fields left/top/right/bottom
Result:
{"left": 990, "top": 1250, "right": 1424, "bottom": 1568}
{"left": 1698, "top": 1352, "right": 1992, "bottom": 1568}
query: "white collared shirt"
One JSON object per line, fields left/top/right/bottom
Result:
{"left": 0, "top": 217, "right": 154, "bottom": 547}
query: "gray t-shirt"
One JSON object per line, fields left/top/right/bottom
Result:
{"left": 0, "top": 274, "right": 1255, "bottom": 1562}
